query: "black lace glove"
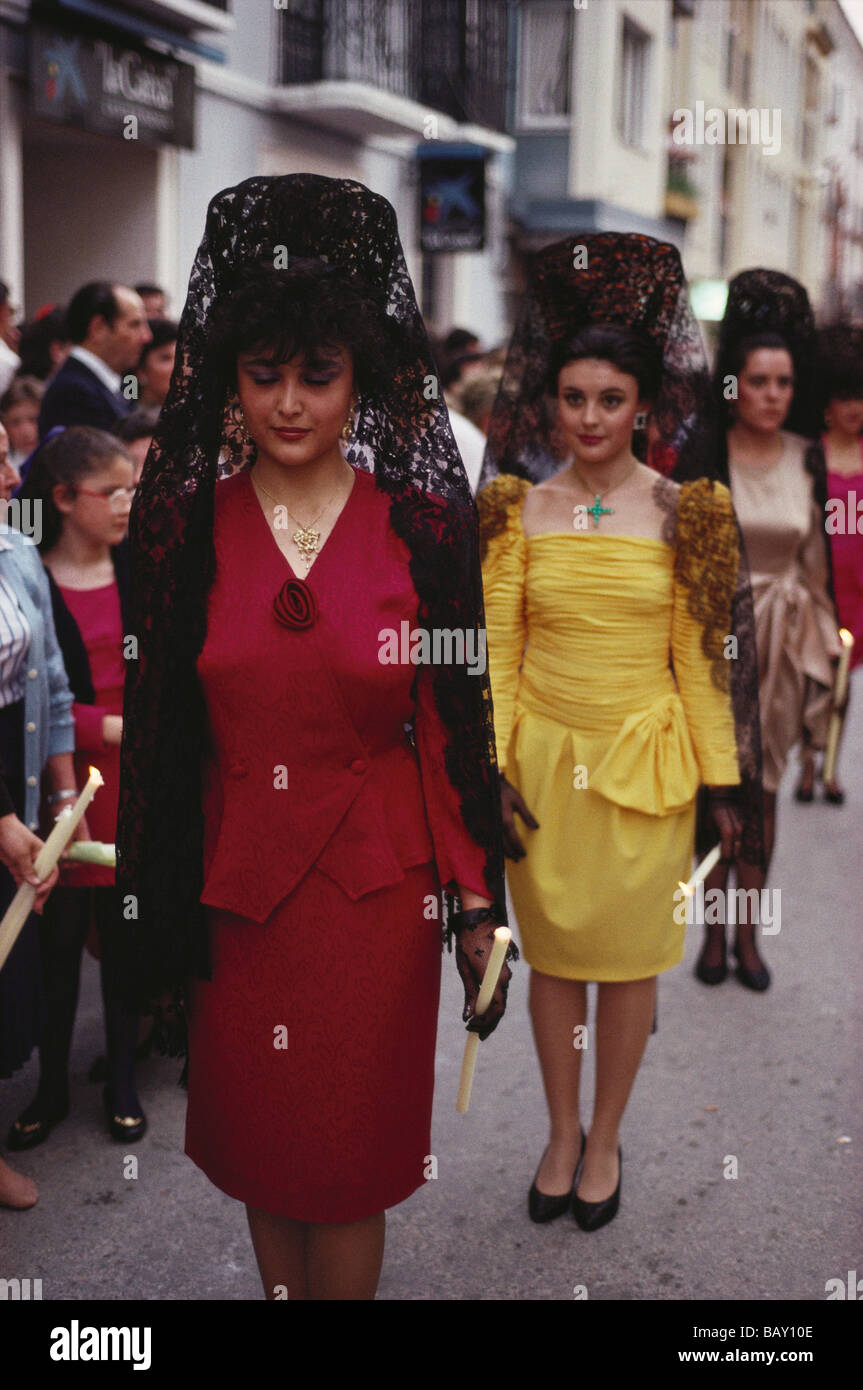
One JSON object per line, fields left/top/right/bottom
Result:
{"left": 451, "top": 906, "right": 518, "bottom": 1040}
{"left": 706, "top": 784, "right": 743, "bottom": 861}
{"left": 499, "top": 772, "right": 539, "bottom": 860}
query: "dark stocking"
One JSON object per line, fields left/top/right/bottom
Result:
{"left": 26, "top": 886, "right": 90, "bottom": 1119}
{"left": 94, "top": 886, "right": 141, "bottom": 1117}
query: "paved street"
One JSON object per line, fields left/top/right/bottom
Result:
{"left": 2, "top": 673, "right": 861, "bottom": 1302}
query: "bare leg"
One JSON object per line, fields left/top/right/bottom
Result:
{"left": 246, "top": 1206, "right": 385, "bottom": 1301}
{"left": 305, "top": 1212, "right": 386, "bottom": 1300}
{"left": 0, "top": 1155, "right": 38, "bottom": 1209}
{"left": 529, "top": 968, "right": 587, "bottom": 1194}
{"left": 578, "top": 976, "right": 656, "bottom": 1203}
{"left": 246, "top": 1206, "right": 308, "bottom": 1301}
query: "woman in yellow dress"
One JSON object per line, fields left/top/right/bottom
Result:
{"left": 477, "top": 235, "right": 757, "bottom": 1231}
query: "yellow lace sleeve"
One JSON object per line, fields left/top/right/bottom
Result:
{"left": 671, "top": 478, "right": 740, "bottom": 785}
{"left": 477, "top": 476, "right": 531, "bottom": 771}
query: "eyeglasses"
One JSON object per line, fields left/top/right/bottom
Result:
{"left": 75, "top": 485, "right": 136, "bottom": 508}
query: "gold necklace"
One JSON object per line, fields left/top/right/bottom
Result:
{"left": 569, "top": 461, "right": 639, "bottom": 528}
{"left": 252, "top": 466, "right": 351, "bottom": 571}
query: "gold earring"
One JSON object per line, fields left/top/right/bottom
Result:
{"left": 340, "top": 400, "right": 356, "bottom": 442}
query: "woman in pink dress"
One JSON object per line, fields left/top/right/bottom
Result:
{"left": 795, "top": 325, "right": 863, "bottom": 803}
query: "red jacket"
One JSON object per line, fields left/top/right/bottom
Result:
{"left": 196, "top": 467, "right": 488, "bottom": 924}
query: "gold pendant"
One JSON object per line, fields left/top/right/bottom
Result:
{"left": 292, "top": 526, "right": 320, "bottom": 566}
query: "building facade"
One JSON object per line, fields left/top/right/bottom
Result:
{"left": 509, "top": 0, "right": 863, "bottom": 325}
{"left": 0, "top": 0, "right": 513, "bottom": 343}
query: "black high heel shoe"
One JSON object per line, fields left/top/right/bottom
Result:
{"left": 102, "top": 1087, "right": 147, "bottom": 1143}
{"left": 573, "top": 1146, "right": 622, "bottom": 1232}
{"left": 529, "top": 1129, "right": 586, "bottom": 1224}
{"left": 7, "top": 1098, "right": 69, "bottom": 1152}
{"left": 694, "top": 940, "right": 727, "bottom": 985}
{"left": 732, "top": 945, "right": 770, "bottom": 992}
{"left": 794, "top": 760, "right": 815, "bottom": 802}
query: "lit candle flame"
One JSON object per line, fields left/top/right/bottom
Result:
{"left": 88, "top": 766, "right": 105, "bottom": 786}
{"left": 839, "top": 628, "right": 853, "bottom": 647}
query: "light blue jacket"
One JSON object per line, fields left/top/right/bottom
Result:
{"left": 0, "top": 529, "right": 75, "bottom": 829}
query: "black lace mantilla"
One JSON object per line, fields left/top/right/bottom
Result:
{"left": 116, "top": 174, "right": 508, "bottom": 1019}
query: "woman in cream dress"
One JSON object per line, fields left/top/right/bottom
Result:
{"left": 694, "top": 270, "right": 840, "bottom": 992}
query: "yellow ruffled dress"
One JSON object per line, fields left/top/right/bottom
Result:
{"left": 479, "top": 475, "right": 741, "bottom": 981}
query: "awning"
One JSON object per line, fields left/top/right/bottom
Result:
{"left": 52, "top": 0, "right": 226, "bottom": 63}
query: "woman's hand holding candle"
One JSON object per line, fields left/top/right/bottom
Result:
{"left": 453, "top": 892, "right": 513, "bottom": 1040}
{"left": 0, "top": 768, "right": 104, "bottom": 973}
{"left": 0, "top": 815, "right": 59, "bottom": 913}
{"left": 58, "top": 814, "right": 93, "bottom": 872}
{"left": 456, "top": 924, "right": 513, "bottom": 1114}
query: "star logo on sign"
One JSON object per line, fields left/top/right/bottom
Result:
{"left": 430, "top": 175, "right": 478, "bottom": 220}
{"left": 43, "top": 38, "right": 87, "bottom": 103}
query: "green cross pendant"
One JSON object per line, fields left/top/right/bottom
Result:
{"left": 586, "top": 494, "right": 613, "bottom": 527}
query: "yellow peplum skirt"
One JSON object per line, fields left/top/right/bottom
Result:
{"left": 506, "top": 698, "right": 695, "bottom": 980}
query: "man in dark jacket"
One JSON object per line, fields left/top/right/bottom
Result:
{"left": 38, "top": 283, "right": 151, "bottom": 437}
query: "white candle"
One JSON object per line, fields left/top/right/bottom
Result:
{"left": 65, "top": 841, "right": 116, "bottom": 867}
{"left": 678, "top": 843, "right": 723, "bottom": 899}
{"left": 0, "top": 767, "right": 103, "bottom": 973}
{"left": 834, "top": 628, "right": 854, "bottom": 708}
{"left": 823, "top": 629, "right": 855, "bottom": 786}
{"left": 456, "top": 926, "right": 512, "bottom": 1115}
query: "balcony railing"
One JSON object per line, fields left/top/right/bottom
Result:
{"left": 279, "top": 0, "right": 508, "bottom": 131}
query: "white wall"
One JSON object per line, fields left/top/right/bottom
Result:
{"left": 21, "top": 118, "right": 159, "bottom": 314}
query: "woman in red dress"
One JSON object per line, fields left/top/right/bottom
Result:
{"left": 117, "top": 176, "right": 513, "bottom": 1300}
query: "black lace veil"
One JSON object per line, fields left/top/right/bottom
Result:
{"left": 714, "top": 268, "right": 839, "bottom": 613}
{"left": 477, "top": 233, "right": 765, "bottom": 869}
{"left": 116, "top": 174, "right": 508, "bottom": 1019}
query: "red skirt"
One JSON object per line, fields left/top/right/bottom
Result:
{"left": 184, "top": 860, "right": 443, "bottom": 1222}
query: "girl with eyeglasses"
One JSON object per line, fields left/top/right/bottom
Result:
{"left": 7, "top": 426, "right": 146, "bottom": 1152}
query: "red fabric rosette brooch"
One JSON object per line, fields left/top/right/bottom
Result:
{"left": 273, "top": 578, "right": 317, "bottom": 630}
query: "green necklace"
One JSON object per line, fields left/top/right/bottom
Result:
{"left": 572, "top": 463, "right": 638, "bottom": 528}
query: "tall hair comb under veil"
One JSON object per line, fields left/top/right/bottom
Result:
{"left": 714, "top": 268, "right": 839, "bottom": 612}
{"left": 477, "top": 232, "right": 765, "bottom": 870}
{"left": 714, "top": 268, "right": 818, "bottom": 444}
{"left": 479, "top": 233, "right": 717, "bottom": 491}
{"left": 116, "top": 174, "right": 507, "bottom": 1027}
{"left": 814, "top": 322, "right": 863, "bottom": 409}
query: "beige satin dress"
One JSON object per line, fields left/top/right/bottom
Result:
{"left": 729, "top": 431, "right": 840, "bottom": 793}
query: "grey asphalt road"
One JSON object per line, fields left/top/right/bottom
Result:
{"left": 2, "top": 674, "right": 861, "bottom": 1302}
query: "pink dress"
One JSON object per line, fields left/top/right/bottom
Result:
{"left": 56, "top": 581, "right": 125, "bottom": 887}
{"left": 826, "top": 439, "right": 863, "bottom": 670}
